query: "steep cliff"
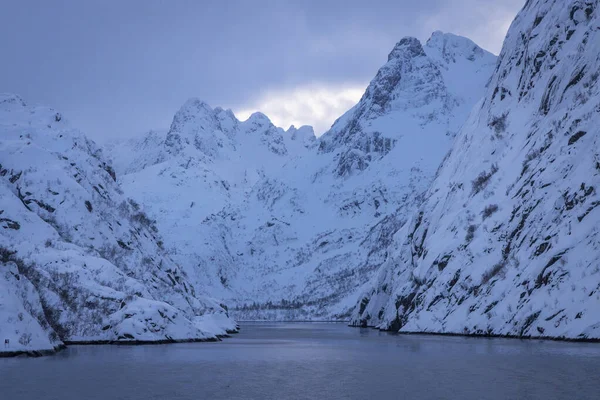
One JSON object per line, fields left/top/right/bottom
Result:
{"left": 351, "top": 0, "right": 600, "bottom": 340}
{"left": 0, "top": 94, "right": 236, "bottom": 355}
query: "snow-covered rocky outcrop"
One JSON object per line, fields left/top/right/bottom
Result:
{"left": 351, "top": 0, "right": 600, "bottom": 340}
{"left": 0, "top": 94, "right": 236, "bottom": 356}
{"left": 320, "top": 32, "right": 495, "bottom": 173}
{"left": 114, "top": 32, "right": 496, "bottom": 321}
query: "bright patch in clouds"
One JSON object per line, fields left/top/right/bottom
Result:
{"left": 235, "top": 84, "right": 365, "bottom": 136}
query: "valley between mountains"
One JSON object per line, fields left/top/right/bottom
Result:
{"left": 2, "top": 0, "right": 600, "bottom": 356}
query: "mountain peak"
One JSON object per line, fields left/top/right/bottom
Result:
{"left": 387, "top": 37, "right": 426, "bottom": 61}
{"left": 245, "top": 112, "right": 273, "bottom": 127}
{"left": 425, "top": 31, "right": 494, "bottom": 62}
{"left": 178, "top": 98, "right": 214, "bottom": 116}
{"left": 165, "top": 98, "right": 230, "bottom": 158}
{"left": 287, "top": 125, "right": 316, "bottom": 143}
{"left": 214, "top": 107, "right": 237, "bottom": 119}
{"left": 168, "top": 98, "right": 216, "bottom": 132}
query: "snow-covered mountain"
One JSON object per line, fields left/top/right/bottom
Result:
{"left": 351, "top": 0, "right": 600, "bottom": 340}
{"left": 5, "top": 0, "right": 595, "bottom": 348}
{"left": 113, "top": 32, "right": 496, "bottom": 321}
{"left": 0, "top": 94, "right": 236, "bottom": 356}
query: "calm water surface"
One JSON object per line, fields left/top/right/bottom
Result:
{"left": 1, "top": 323, "right": 600, "bottom": 399}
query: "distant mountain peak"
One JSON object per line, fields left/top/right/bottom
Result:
{"left": 164, "top": 98, "right": 231, "bottom": 158}
{"left": 286, "top": 125, "right": 316, "bottom": 146}
{"left": 425, "top": 31, "right": 495, "bottom": 63}
{"left": 179, "top": 97, "right": 214, "bottom": 115}
{"left": 286, "top": 124, "right": 314, "bottom": 135}
{"left": 244, "top": 111, "right": 273, "bottom": 127}
{"left": 387, "top": 36, "right": 426, "bottom": 61}
{"left": 214, "top": 107, "right": 237, "bottom": 120}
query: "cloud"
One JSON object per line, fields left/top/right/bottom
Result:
{"left": 0, "top": 0, "right": 525, "bottom": 142}
{"left": 234, "top": 84, "right": 365, "bottom": 136}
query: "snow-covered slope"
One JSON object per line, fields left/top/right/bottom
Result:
{"left": 113, "top": 102, "right": 313, "bottom": 298}
{"left": 351, "top": 0, "right": 600, "bottom": 340}
{"left": 320, "top": 32, "right": 496, "bottom": 170}
{"left": 114, "top": 32, "right": 496, "bottom": 321}
{"left": 0, "top": 94, "right": 236, "bottom": 356}
{"left": 108, "top": 129, "right": 168, "bottom": 175}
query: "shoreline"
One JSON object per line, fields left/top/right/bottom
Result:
{"left": 4, "top": 323, "right": 599, "bottom": 358}
{"left": 0, "top": 344, "right": 66, "bottom": 358}
{"left": 238, "top": 320, "right": 600, "bottom": 343}
{"left": 350, "top": 324, "right": 600, "bottom": 343}
{"left": 237, "top": 320, "right": 347, "bottom": 323}
{"left": 0, "top": 329, "right": 240, "bottom": 358}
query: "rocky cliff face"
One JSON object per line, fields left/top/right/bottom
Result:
{"left": 113, "top": 32, "right": 496, "bottom": 321}
{"left": 320, "top": 32, "right": 496, "bottom": 176}
{"left": 0, "top": 94, "right": 236, "bottom": 355}
{"left": 351, "top": 0, "right": 600, "bottom": 340}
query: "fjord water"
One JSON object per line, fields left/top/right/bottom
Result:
{"left": 1, "top": 323, "right": 599, "bottom": 400}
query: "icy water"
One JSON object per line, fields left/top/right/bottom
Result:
{"left": 1, "top": 323, "right": 600, "bottom": 400}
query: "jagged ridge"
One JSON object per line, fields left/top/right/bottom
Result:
{"left": 112, "top": 32, "right": 496, "bottom": 322}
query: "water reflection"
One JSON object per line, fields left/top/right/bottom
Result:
{"left": 1, "top": 322, "right": 599, "bottom": 400}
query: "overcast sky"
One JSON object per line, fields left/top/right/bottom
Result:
{"left": 0, "top": 0, "right": 525, "bottom": 142}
